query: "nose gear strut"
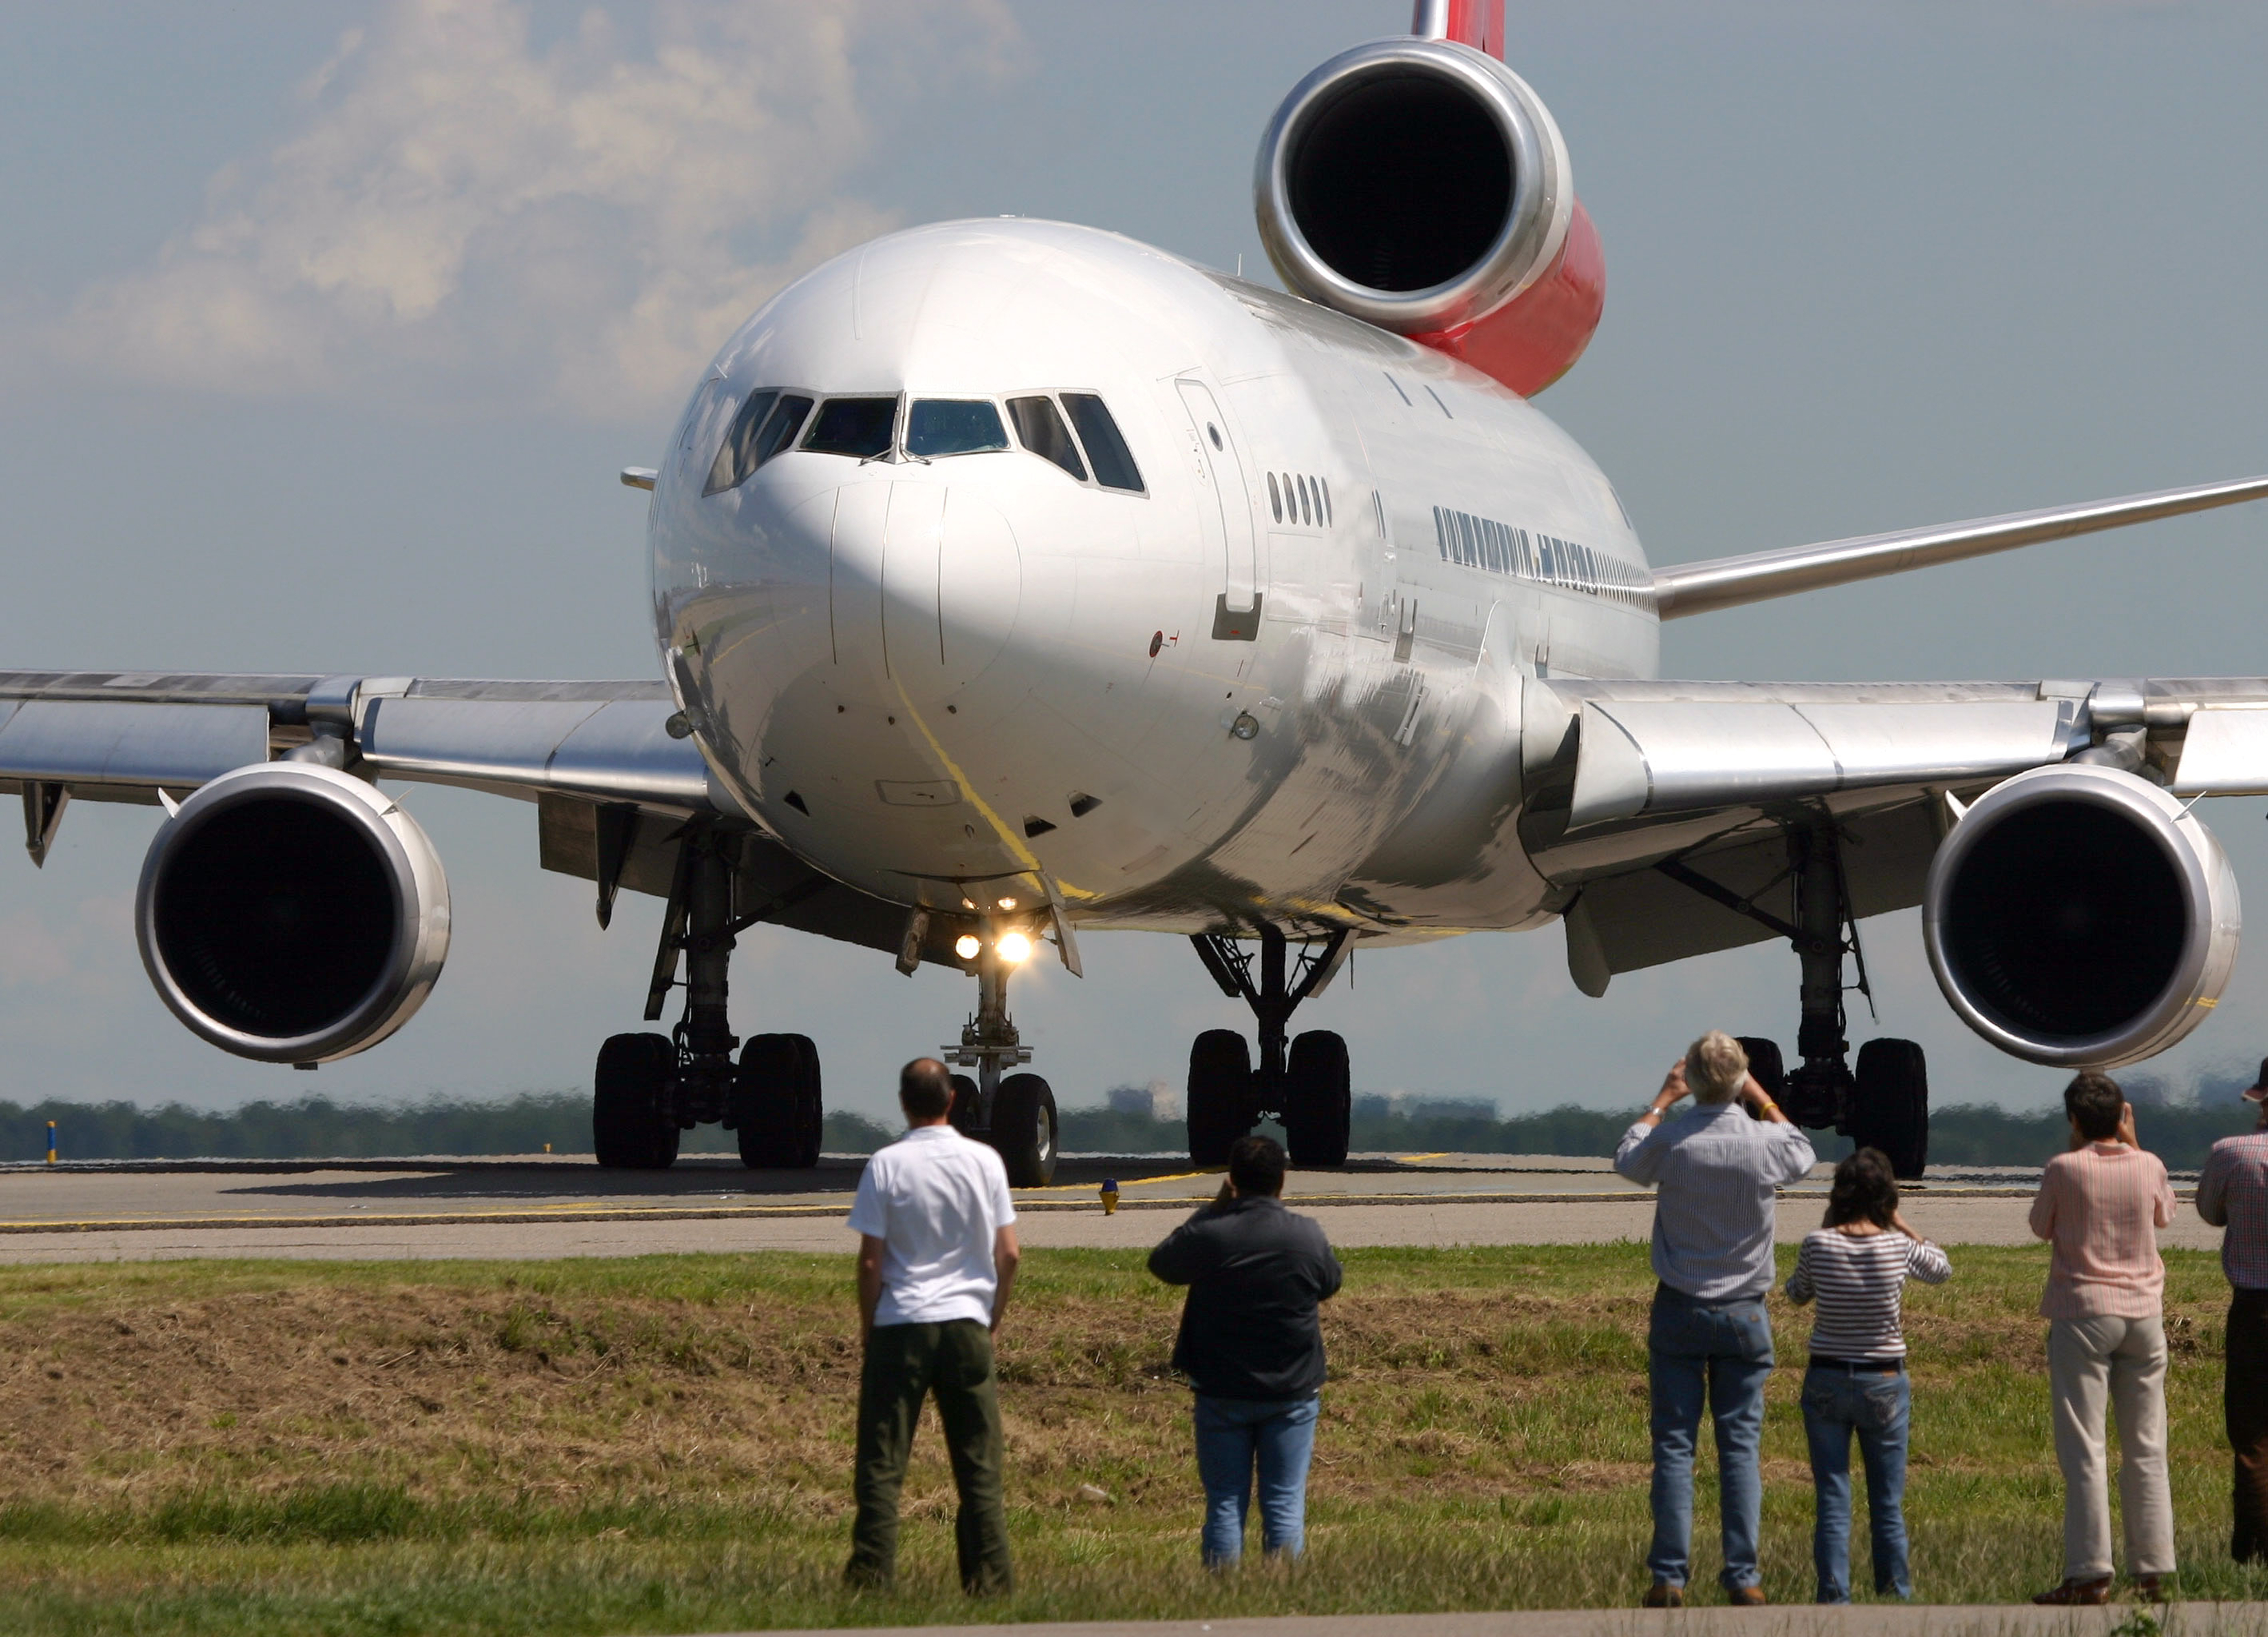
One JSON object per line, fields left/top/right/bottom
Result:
{"left": 942, "top": 927, "right": 1058, "bottom": 1186}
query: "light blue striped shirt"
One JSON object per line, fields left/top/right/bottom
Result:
{"left": 1615, "top": 1102, "right": 1817, "bottom": 1301}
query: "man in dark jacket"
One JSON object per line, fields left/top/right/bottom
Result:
{"left": 1148, "top": 1134, "right": 1342, "bottom": 1566}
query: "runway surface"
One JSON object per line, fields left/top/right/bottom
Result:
{"left": 0, "top": 1151, "right": 2218, "bottom": 1262}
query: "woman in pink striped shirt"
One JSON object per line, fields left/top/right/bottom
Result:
{"left": 2027, "top": 1071, "right": 2177, "bottom": 1605}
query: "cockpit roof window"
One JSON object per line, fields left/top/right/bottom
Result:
{"left": 907, "top": 399, "right": 1009, "bottom": 459}
{"left": 703, "top": 389, "right": 813, "bottom": 495}
{"left": 803, "top": 396, "right": 898, "bottom": 459}
{"left": 1008, "top": 396, "right": 1086, "bottom": 482}
{"left": 1061, "top": 393, "right": 1144, "bottom": 494}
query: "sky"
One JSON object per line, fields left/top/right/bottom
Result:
{"left": 0, "top": 0, "right": 2264, "bottom": 1125}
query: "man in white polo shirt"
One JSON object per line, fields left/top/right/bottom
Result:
{"left": 843, "top": 1057, "right": 1021, "bottom": 1595}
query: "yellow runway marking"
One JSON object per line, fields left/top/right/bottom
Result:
{"left": 1015, "top": 1168, "right": 1216, "bottom": 1195}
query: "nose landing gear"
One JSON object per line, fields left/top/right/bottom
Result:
{"left": 592, "top": 824, "right": 822, "bottom": 1170}
{"left": 943, "top": 933, "right": 1058, "bottom": 1186}
{"left": 1184, "top": 925, "right": 1353, "bottom": 1169}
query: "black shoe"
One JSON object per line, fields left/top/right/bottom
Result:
{"left": 2033, "top": 1576, "right": 2113, "bottom": 1605}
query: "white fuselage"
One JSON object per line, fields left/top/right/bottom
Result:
{"left": 650, "top": 219, "right": 1657, "bottom": 940}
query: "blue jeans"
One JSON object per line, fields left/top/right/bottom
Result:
{"left": 1647, "top": 1286, "right": 1773, "bottom": 1591}
{"left": 1193, "top": 1393, "right": 1320, "bottom": 1566}
{"left": 1800, "top": 1363, "right": 1912, "bottom": 1603}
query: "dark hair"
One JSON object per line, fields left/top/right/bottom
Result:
{"left": 1228, "top": 1134, "right": 1287, "bottom": 1198}
{"left": 900, "top": 1057, "right": 954, "bottom": 1122}
{"left": 2065, "top": 1071, "right": 2126, "bottom": 1142}
{"left": 1824, "top": 1147, "right": 1899, "bottom": 1229}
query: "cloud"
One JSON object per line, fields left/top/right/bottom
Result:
{"left": 51, "top": 0, "right": 1022, "bottom": 421}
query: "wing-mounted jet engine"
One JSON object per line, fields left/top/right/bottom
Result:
{"left": 136, "top": 761, "right": 451, "bottom": 1066}
{"left": 1253, "top": 17, "right": 1605, "bottom": 396}
{"left": 1924, "top": 762, "right": 2240, "bottom": 1069}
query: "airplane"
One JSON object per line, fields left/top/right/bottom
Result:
{"left": 4, "top": 0, "right": 2265, "bottom": 1187}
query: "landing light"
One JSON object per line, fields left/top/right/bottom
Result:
{"left": 954, "top": 935, "right": 982, "bottom": 961}
{"left": 996, "top": 931, "right": 1034, "bottom": 964}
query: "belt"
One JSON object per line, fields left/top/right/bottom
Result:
{"left": 1807, "top": 1355, "right": 1903, "bottom": 1373}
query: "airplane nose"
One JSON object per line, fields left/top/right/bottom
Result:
{"left": 829, "top": 477, "right": 1021, "bottom": 710}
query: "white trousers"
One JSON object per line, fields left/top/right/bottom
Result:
{"left": 2048, "top": 1314, "right": 2175, "bottom": 1580}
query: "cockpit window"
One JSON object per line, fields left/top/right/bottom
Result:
{"left": 703, "top": 389, "right": 813, "bottom": 495}
{"left": 907, "top": 399, "right": 1009, "bottom": 458}
{"left": 1008, "top": 396, "right": 1086, "bottom": 481}
{"left": 755, "top": 395, "right": 812, "bottom": 465}
{"left": 705, "top": 389, "right": 775, "bottom": 496}
{"left": 1062, "top": 393, "right": 1144, "bottom": 493}
{"left": 803, "top": 396, "right": 898, "bottom": 458}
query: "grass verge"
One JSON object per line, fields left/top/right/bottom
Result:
{"left": 0, "top": 1242, "right": 2257, "bottom": 1633}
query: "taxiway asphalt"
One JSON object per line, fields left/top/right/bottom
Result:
{"left": 0, "top": 1152, "right": 2218, "bottom": 1263}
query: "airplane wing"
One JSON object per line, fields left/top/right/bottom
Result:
{"left": 0, "top": 669, "right": 952, "bottom": 975}
{"left": 1651, "top": 474, "right": 2268, "bottom": 618}
{"left": 1520, "top": 673, "right": 2268, "bottom": 994}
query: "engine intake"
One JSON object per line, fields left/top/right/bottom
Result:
{"left": 1923, "top": 763, "right": 2238, "bottom": 1068}
{"left": 1254, "top": 37, "right": 1602, "bottom": 395}
{"left": 136, "top": 762, "right": 451, "bottom": 1064}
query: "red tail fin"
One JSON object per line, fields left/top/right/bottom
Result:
{"left": 1411, "top": 0, "right": 1504, "bottom": 58}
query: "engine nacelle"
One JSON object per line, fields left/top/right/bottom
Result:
{"left": 1253, "top": 37, "right": 1604, "bottom": 397}
{"left": 1923, "top": 763, "right": 2239, "bottom": 1069}
{"left": 136, "top": 762, "right": 451, "bottom": 1064}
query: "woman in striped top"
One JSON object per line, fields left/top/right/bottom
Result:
{"left": 1785, "top": 1147, "right": 1952, "bottom": 1604}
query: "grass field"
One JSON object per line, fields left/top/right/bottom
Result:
{"left": 0, "top": 1241, "right": 2259, "bottom": 1634}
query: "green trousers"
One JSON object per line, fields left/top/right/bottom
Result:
{"left": 846, "top": 1317, "right": 1012, "bottom": 1595}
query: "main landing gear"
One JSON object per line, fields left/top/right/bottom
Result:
{"left": 593, "top": 825, "right": 822, "bottom": 1171}
{"left": 1184, "top": 925, "right": 1354, "bottom": 1170}
{"left": 943, "top": 929, "right": 1059, "bottom": 1187}
{"left": 1663, "top": 815, "right": 1928, "bottom": 1177}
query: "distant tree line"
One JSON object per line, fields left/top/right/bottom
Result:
{"left": 3, "top": 1087, "right": 2255, "bottom": 1170}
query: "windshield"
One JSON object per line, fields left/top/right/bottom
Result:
{"left": 907, "top": 400, "right": 1009, "bottom": 458}
{"left": 803, "top": 397, "right": 898, "bottom": 458}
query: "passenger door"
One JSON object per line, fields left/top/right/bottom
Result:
{"left": 1174, "top": 378, "right": 1259, "bottom": 620}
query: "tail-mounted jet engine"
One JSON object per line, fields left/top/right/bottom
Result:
{"left": 1253, "top": 36, "right": 1605, "bottom": 396}
{"left": 1923, "top": 763, "right": 2239, "bottom": 1068}
{"left": 135, "top": 762, "right": 451, "bottom": 1066}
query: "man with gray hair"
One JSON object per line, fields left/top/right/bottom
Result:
{"left": 1616, "top": 1029, "right": 1817, "bottom": 1606}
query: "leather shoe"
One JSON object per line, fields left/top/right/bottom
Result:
{"left": 1642, "top": 1583, "right": 1683, "bottom": 1609}
{"left": 1727, "top": 1586, "right": 1768, "bottom": 1606}
{"left": 2131, "top": 1574, "right": 2173, "bottom": 1603}
{"left": 2033, "top": 1577, "right": 2113, "bottom": 1605}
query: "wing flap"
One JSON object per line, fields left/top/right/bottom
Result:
{"left": 358, "top": 696, "right": 720, "bottom": 811}
{"left": 2172, "top": 707, "right": 2268, "bottom": 795}
{"left": 0, "top": 701, "right": 270, "bottom": 791}
{"left": 1569, "top": 697, "right": 2078, "bottom": 828}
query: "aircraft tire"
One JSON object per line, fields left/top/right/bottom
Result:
{"left": 1851, "top": 1037, "right": 1929, "bottom": 1180}
{"left": 734, "top": 1033, "right": 823, "bottom": 1168}
{"left": 1283, "top": 1029, "right": 1351, "bottom": 1168}
{"left": 594, "top": 1032, "right": 679, "bottom": 1169}
{"left": 1187, "top": 1029, "right": 1252, "bottom": 1167}
{"left": 1735, "top": 1036, "right": 1785, "bottom": 1123}
{"left": 948, "top": 1072, "right": 980, "bottom": 1137}
{"left": 991, "top": 1072, "right": 1059, "bottom": 1187}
